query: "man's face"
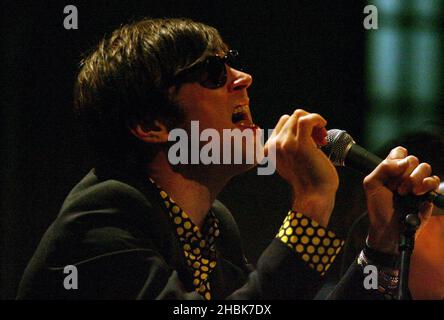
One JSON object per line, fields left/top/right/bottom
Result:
{"left": 171, "top": 63, "right": 261, "bottom": 172}
{"left": 174, "top": 65, "right": 254, "bottom": 133}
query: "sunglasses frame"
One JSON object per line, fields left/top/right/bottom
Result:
{"left": 171, "top": 50, "right": 240, "bottom": 89}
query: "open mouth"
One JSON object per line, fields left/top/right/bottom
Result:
{"left": 231, "top": 105, "right": 252, "bottom": 125}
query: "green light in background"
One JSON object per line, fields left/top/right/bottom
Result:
{"left": 364, "top": 0, "right": 443, "bottom": 151}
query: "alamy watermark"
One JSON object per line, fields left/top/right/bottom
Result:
{"left": 62, "top": 5, "right": 378, "bottom": 31}
{"left": 167, "top": 121, "right": 276, "bottom": 175}
{"left": 363, "top": 264, "right": 378, "bottom": 290}
{"left": 63, "top": 265, "right": 78, "bottom": 290}
{"left": 363, "top": 5, "right": 378, "bottom": 30}
{"left": 63, "top": 5, "right": 78, "bottom": 30}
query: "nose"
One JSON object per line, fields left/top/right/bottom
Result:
{"left": 227, "top": 67, "right": 253, "bottom": 92}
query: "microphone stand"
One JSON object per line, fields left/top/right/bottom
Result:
{"left": 395, "top": 195, "right": 422, "bottom": 300}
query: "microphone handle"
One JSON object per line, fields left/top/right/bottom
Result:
{"left": 346, "top": 144, "right": 383, "bottom": 173}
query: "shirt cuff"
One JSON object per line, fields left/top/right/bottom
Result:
{"left": 275, "top": 210, "right": 345, "bottom": 276}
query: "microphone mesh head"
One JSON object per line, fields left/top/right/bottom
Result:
{"left": 324, "top": 129, "right": 355, "bottom": 166}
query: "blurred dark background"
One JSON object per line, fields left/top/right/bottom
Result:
{"left": 1, "top": 0, "right": 442, "bottom": 299}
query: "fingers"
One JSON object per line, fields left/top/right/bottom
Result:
{"left": 396, "top": 155, "right": 420, "bottom": 194}
{"left": 387, "top": 146, "right": 408, "bottom": 160}
{"left": 426, "top": 175, "right": 441, "bottom": 191}
{"left": 365, "top": 146, "right": 431, "bottom": 192}
{"left": 365, "top": 145, "right": 441, "bottom": 199}
{"left": 270, "top": 109, "right": 327, "bottom": 147}
{"left": 269, "top": 114, "right": 290, "bottom": 140}
{"left": 404, "top": 172, "right": 439, "bottom": 237}
{"left": 266, "top": 112, "right": 299, "bottom": 156}
{"left": 385, "top": 148, "right": 423, "bottom": 194}
{"left": 312, "top": 127, "right": 328, "bottom": 147}
{"left": 397, "top": 162, "right": 433, "bottom": 195}
{"left": 279, "top": 109, "right": 309, "bottom": 136}
{"left": 279, "top": 109, "right": 327, "bottom": 144}
{"left": 364, "top": 157, "right": 410, "bottom": 190}
{"left": 397, "top": 162, "right": 440, "bottom": 196}
{"left": 414, "top": 175, "right": 440, "bottom": 195}
{"left": 296, "top": 113, "right": 328, "bottom": 145}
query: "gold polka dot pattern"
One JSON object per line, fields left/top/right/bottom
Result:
{"left": 150, "top": 179, "right": 220, "bottom": 300}
{"left": 276, "top": 210, "right": 345, "bottom": 276}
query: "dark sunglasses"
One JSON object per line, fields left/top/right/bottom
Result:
{"left": 171, "top": 50, "right": 242, "bottom": 89}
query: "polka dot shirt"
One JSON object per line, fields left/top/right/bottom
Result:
{"left": 276, "top": 210, "right": 345, "bottom": 276}
{"left": 150, "top": 179, "right": 219, "bottom": 300}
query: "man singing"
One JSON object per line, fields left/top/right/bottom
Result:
{"left": 17, "top": 18, "right": 440, "bottom": 299}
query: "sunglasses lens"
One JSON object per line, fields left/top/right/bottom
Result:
{"left": 173, "top": 50, "right": 242, "bottom": 89}
{"left": 199, "top": 56, "right": 227, "bottom": 89}
{"left": 226, "top": 50, "right": 242, "bottom": 71}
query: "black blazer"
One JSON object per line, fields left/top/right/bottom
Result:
{"left": 17, "top": 165, "right": 377, "bottom": 300}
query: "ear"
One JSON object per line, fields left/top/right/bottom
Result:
{"left": 129, "top": 120, "right": 169, "bottom": 144}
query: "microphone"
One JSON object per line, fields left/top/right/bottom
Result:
{"left": 323, "top": 129, "right": 444, "bottom": 211}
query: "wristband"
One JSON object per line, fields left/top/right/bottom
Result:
{"left": 364, "top": 238, "right": 399, "bottom": 269}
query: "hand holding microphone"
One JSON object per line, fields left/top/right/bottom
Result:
{"left": 323, "top": 129, "right": 444, "bottom": 210}
{"left": 323, "top": 129, "right": 442, "bottom": 254}
{"left": 266, "top": 110, "right": 339, "bottom": 228}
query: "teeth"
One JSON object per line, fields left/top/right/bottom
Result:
{"left": 233, "top": 105, "right": 248, "bottom": 115}
{"left": 232, "top": 104, "right": 251, "bottom": 124}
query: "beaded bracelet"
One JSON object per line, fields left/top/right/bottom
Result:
{"left": 357, "top": 249, "right": 399, "bottom": 296}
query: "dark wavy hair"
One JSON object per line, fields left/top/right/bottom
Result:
{"left": 74, "top": 18, "right": 228, "bottom": 167}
